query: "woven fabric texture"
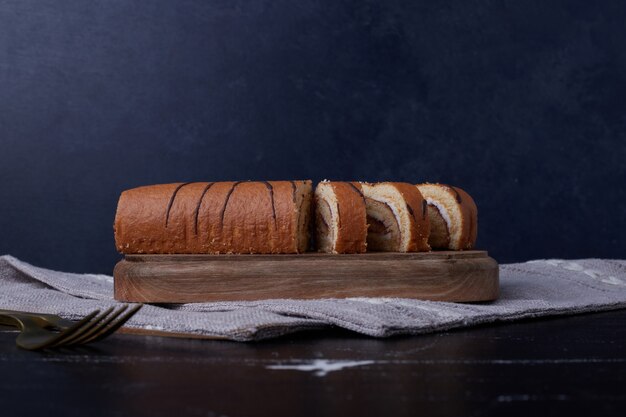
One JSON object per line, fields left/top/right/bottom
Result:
{"left": 1, "top": 255, "right": 625, "bottom": 341}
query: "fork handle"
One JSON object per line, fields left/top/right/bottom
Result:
{"left": 0, "top": 309, "right": 57, "bottom": 319}
{"left": 0, "top": 312, "right": 29, "bottom": 329}
{"left": 0, "top": 311, "right": 63, "bottom": 330}
{"left": 0, "top": 309, "right": 74, "bottom": 328}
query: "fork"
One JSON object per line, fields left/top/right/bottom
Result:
{"left": 0, "top": 304, "right": 143, "bottom": 350}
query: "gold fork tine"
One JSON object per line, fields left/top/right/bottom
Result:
{"left": 80, "top": 304, "right": 143, "bottom": 345}
{"left": 5, "top": 304, "right": 143, "bottom": 350}
{"left": 15, "top": 310, "right": 100, "bottom": 351}
{"left": 52, "top": 307, "right": 116, "bottom": 347}
{"left": 65, "top": 305, "right": 129, "bottom": 346}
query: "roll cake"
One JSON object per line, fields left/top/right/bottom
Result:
{"left": 114, "top": 180, "right": 313, "bottom": 254}
{"left": 416, "top": 183, "right": 477, "bottom": 250}
{"left": 314, "top": 181, "right": 368, "bottom": 253}
{"left": 361, "top": 182, "right": 430, "bottom": 252}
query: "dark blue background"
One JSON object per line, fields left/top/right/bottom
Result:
{"left": 1, "top": 0, "right": 625, "bottom": 273}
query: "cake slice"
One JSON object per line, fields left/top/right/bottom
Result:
{"left": 314, "top": 181, "right": 368, "bottom": 253}
{"left": 416, "top": 183, "right": 477, "bottom": 250}
{"left": 360, "top": 182, "right": 430, "bottom": 252}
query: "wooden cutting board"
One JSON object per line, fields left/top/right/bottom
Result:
{"left": 113, "top": 251, "right": 498, "bottom": 303}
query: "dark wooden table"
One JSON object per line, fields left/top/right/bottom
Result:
{"left": 1, "top": 310, "right": 625, "bottom": 417}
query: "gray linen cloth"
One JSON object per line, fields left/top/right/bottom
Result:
{"left": 1, "top": 254, "right": 626, "bottom": 341}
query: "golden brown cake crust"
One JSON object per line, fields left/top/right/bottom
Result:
{"left": 390, "top": 182, "right": 431, "bottom": 252}
{"left": 114, "top": 180, "right": 311, "bottom": 254}
{"left": 446, "top": 185, "right": 478, "bottom": 249}
{"left": 330, "top": 181, "right": 368, "bottom": 253}
{"left": 417, "top": 183, "right": 478, "bottom": 250}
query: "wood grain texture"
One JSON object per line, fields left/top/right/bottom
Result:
{"left": 114, "top": 251, "right": 498, "bottom": 303}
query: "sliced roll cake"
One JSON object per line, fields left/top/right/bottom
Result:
{"left": 416, "top": 183, "right": 477, "bottom": 250}
{"left": 314, "top": 181, "right": 368, "bottom": 253}
{"left": 361, "top": 182, "right": 430, "bottom": 252}
{"left": 114, "top": 180, "right": 313, "bottom": 254}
